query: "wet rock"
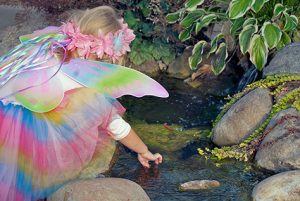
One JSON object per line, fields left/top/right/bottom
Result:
{"left": 252, "top": 170, "right": 300, "bottom": 201}
{"left": 255, "top": 108, "right": 300, "bottom": 172}
{"left": 179, "top": 180, "right": 220, "bottom": 191}
{"left": 167, "top": 46, "right": 192, "bottom": 79}
{"left": 263, "top": 43, "right": 300, "bottom": 76}
{"left": 48, "top": 178, "right": 151, "bottom": 201}
{"left": 212, "top": 88, "right": 272, "bottom": 146}
{"left": 78, "top": 137, "right": 118, "bottom": 179}
{"left": 132, "top": 121, "right": 202, "bottom": 152}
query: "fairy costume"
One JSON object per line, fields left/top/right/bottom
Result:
{"left": 0, "top": 21, "right": 168, "bottom": 201}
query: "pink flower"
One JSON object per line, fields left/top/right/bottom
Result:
{"left": 60, "top": 20, "right": 135, "bottom": 62}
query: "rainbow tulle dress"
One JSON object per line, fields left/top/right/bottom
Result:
{"left": 0, "top": 27, "right": 168, "bottom": 201}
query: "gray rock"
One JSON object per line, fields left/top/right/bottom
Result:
{"left": 78, "top": 137, "right": 117, "bottom": 179}
{"left": 179, "top": 180, "right": 220, "bottom": 191}
{"left": 48, "top": 178, "right": 151, "bottom": 201}
{"left": 252, "top": 170, "right": 300, "bottom": 201}
{"left": 0, "top": 5, "right": 51, "bottom": 55}
{"left": 167, "top": 46, "right": 192, "bottom": 79}
{"left": 263, "top": 43, "right": 300, "bottom": 76}
{"left": 212, "top": 88, "right": 272, "bottom": 146}
{"left": 255, "top": 108, "right": 300, "bottom": 172}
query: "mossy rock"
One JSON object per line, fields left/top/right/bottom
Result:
{"left": 130, "top": 120, "right": 209, "bottom": 152}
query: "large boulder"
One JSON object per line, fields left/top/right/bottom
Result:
{"left": 263, "top": 43, "right": 300, "bottom": 76}
{"left": 212, "top": 88, "right": 272, "bottom": 146}
{"left": 252, "top": 170, "right": 300, "bottom": 201}
{"left": 255, "top": 108, "right": 300, "bottom": 172}
{"left": 49, "top": 178, "right": 151, "bottom": 201}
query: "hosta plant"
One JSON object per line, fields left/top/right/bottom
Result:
{"left": 166, "top": 0, "right": 300, "bottom": 75}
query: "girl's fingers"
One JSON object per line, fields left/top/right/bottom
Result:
{"left": 142, "top": 160, "right": 150, "bottom": 168}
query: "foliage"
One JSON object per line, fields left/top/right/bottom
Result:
{"left": 20, "top": 0, "right": 180, "bottom": 66}
{"left": 166, "top": 0, "right": 300, "bottom": 75}
{"left": 202, "top": 74, "right": 300, "bottom": 161}
{"left": 121, "top": 0, "right": 180, "bottom": 66}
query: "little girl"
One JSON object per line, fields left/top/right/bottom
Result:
{"left": 0, "top": 6, "right": 168, "bottom": 201}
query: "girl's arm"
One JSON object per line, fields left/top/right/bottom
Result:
{"left": 108, "top": 115, "right": 162, "bottom": 168}
{"left": 119, "top": 129, "right": 163, "bottom": 168}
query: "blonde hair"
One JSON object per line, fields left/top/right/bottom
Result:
{"left": 69, "top": 6, "right": 122, "bottom": 36}
{"left": 67, "top": 6, "right": 125, "bottom": 64}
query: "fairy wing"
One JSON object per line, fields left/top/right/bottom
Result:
{"left": 61, "top": 58, "right": 169, "bottom": 98}
{"left": 0, "top": 34, "right": 65, "bottom": 113}
{"left": 19, "top": 26, "right": 60, "bottom": 42}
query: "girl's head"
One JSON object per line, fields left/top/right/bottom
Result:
{"left": 62, "top": 6, "right": 135, "bottom": 64}
{"left": 70, "top": 6, "right": 122, "bottom": 36}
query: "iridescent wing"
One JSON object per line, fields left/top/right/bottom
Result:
{"left": 61, "top": 59, "right": 169, "bottom": 98}
{"left": 19, "top": 26, "right": 60, "bottom": 42}
{"left": 0, "top": 34, "right": 65, "bottom": 113}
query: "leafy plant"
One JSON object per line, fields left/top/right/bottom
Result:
{"left": 123, "top": 0, "right": 179, "bottom": 66}
{"left": 166, "top": 0, "right": 300, "bottom": 75}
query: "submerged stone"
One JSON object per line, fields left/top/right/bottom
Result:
{"left": 130, "top": 120, "right": 205, "bottom": 152}
{"left": 179, "top": 180, "right": 220, "bottom": 191}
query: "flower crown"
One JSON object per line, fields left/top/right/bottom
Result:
{"left": 60, "top": 20, "right": 135, "bottom": 63}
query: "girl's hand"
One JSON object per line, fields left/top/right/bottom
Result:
{"left": 138, "top": 151, "right": 163, "bottom": 168}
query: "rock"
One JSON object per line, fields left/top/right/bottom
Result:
{"left": 167, "top": 46, "right": 192, "bottom": 79}
{"left": 212, "top": 88, "right": 272, "bottom": 146}
{"left": 0, "top": 5, "right": 52, "bottom": 55}
{"left": 179, "top": 180, "right": 220, "bottom": 191}
{"left": 78, "top": 137, "right": 118, "bottom": 179}
{"left": 131, "top": 121, "right": 202, "bottom": 152}
{"left": 252, "top": 170, "right": 300, "bottom": 201}
{"left": 48, "top": 178, "right": 151, "bottom": 201}
{"left": 263, "top": 43, "right": 300, "bottom": 76}
{"left": 255, "top": 108, "right": 300, "bottom": 172}
{"left": 130, "top": 59, "right": 161, "bottom": 77}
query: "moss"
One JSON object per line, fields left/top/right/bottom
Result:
{"left": 129, "top": 119, "right": 210, "bottom": 152}
{"left": 204, "top": 74, "right": 300, "bottom": 161}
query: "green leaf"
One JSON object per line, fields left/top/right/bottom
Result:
{"left": 230, "top": 18, "right": 246, "bottom": 34}
{"left": 276, "top": 31, "right": 291, "bottom": 49}
{"left": 209, "top": 33, "right": 224, "bottom": 56}
{"left": 273, "top": 3, "right": 286, "bottom": 18}
{"left": 261, "top": 22, "right": 282, "bottom": 49}
{"left": 252, "top": 0, "right": 269, "bottom": 13}
{"left": 162, "top": 50, "right": 176, "bottom": 65}
{"left": 180, "top": 9, "right": 205, "bottom": 28}
{"left": 137, "top": 0, "right": 151, "bottom": 17}
{"left": 124, "top": 11, "right": 139, "bottom": 30}
{"left": 239, "top": 24, "right": 258, "bottom": 54}
{"left": 211, "top": 43, "right": 228, "bottom": 75}
{"left": 243, "top": 18, "right": 257, "bottom": 27}
{"left": 179, "top": 25, "right": 194, "bottom": 41}
{"left": 185, "top": 0, "right": 205, "bottom": 11}
{"left": 249, "top": 34, "right": 268, "bottom": 70}
{"left": 195, "top": 14, "right": 217, "bottom": 34}
{"left": 284, "top": 13, "right": 298, "bottom": 31}
{"left": 166, "top": 9, "right": 185, "bottom": 24}
{"left": 188, "top": 40, "right": 207, "bottom": 70}
{"left": 228, "top": 0, "right": 255, "bottom": 19}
